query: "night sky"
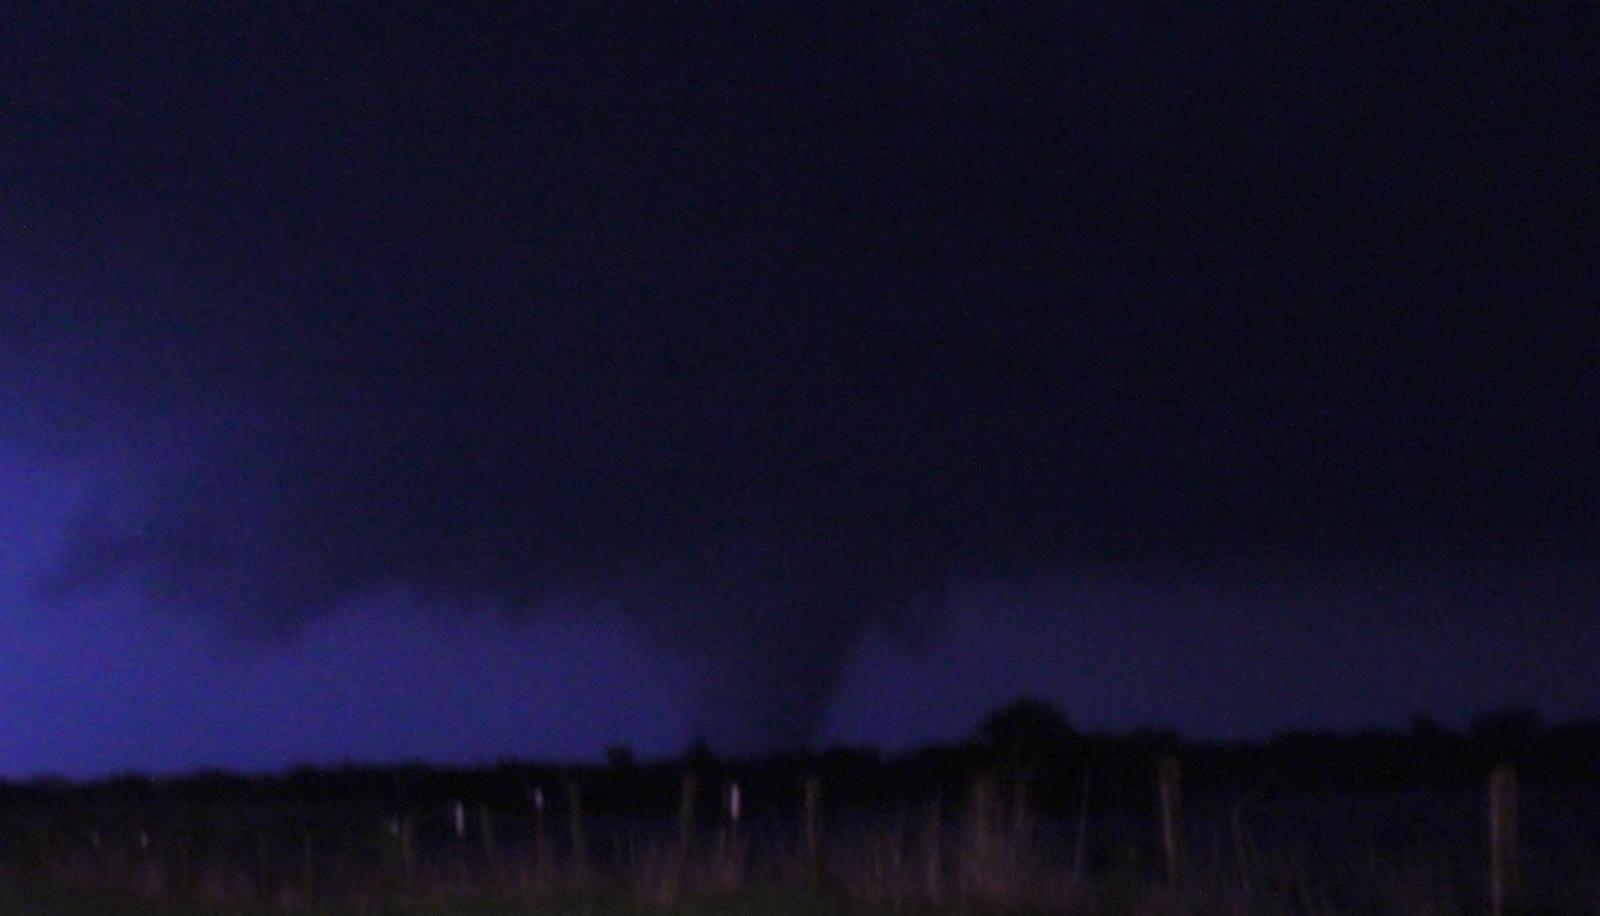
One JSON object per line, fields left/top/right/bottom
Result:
{"left": 1, "top": 5, "right": 1596, "bottom": 777}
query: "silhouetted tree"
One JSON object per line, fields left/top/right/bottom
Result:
{"left": 686, "top": 737, "right": 718, "bottom": 776}
{"left": 978, "top": 697, "right": 1078, "bottom": 785}
{"left": 1470, "top": 705, "right": 1544, "bottom": 760}
{"left": 1470, "top": 706, "right": 1544, "bottom": 741}
{"left": 606, "top": 744, "right": 637, "bottom": 770}
{"left": 1409, "top": 713, "right": 1446, "bottom": 740}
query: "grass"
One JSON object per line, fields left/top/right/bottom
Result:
{"left": 5, "top": 771, "right": 1599, "bottom": 915}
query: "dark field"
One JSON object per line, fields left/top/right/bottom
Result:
{"left": 4, "top": 722, "right": 1599, "bottom": 915}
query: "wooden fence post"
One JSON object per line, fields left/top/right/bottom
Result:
{"left": 971, "top": 771, "right": 998, "bottom": 863}
{"left": 965, "top": 770, "right": 999, "bottom": 897}
{"left": 923, "top": 796, "right": 944, "bottom": 903}
{"left": 479, "top": 802, "right": 498, "bottom": 879}
{"left": 677, "top": 772, "right": 699, "bottom": 880}
{"left": 401, "top": 816, "right": 417, "bottom": 882}
{"left": 802, "top": 775, "right": 823, "bottom": 884}
{"left": 1158, "top": 755, "right": 1183, "bottom": 884}
{"left": 1072, "top": 767, "right": 1090, "bottom": 884}
{"left": 1489, "top": 764, "right": 1519, "bottom": 916}
{"left": 566, "top": 778, "right": 587, "bottom": 882}
{"left": 1229, "top": 807, "right": 1254, "bottom": 897}
{"left": 300, "top": 830, "right": 315, "bottom": 895}
{"left": 255, "top": 829, "right": 272, "bottom": 888}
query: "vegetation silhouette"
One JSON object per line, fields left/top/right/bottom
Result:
{"left": 2, "top": 699, "right": 1592, "bottom": 815}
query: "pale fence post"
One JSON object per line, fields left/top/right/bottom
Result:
{"left": 531, "top": 786, "right": 550, "bottom": 884}
{"left": 1158, "top": 755, "right": 1183, "bottom": 885}
{"left": 1489, "top": 764, "right": 1519, "bottom": 916}
{"left": 450, "top": 798, "right": 468, "bottom": 885}
{"left": 723, "top": 780, "right": 743, "bottom": 886}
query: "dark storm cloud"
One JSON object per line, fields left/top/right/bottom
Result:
{"left": 4, "top": 5, "right": 1595, "bottom": 747}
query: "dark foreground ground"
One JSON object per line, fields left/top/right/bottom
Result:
{"left": 5, "top": 717, "right": 1599, "bottom": 913}
{"left": 0, "top": 878, "right": 1030, "bottom": 916}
